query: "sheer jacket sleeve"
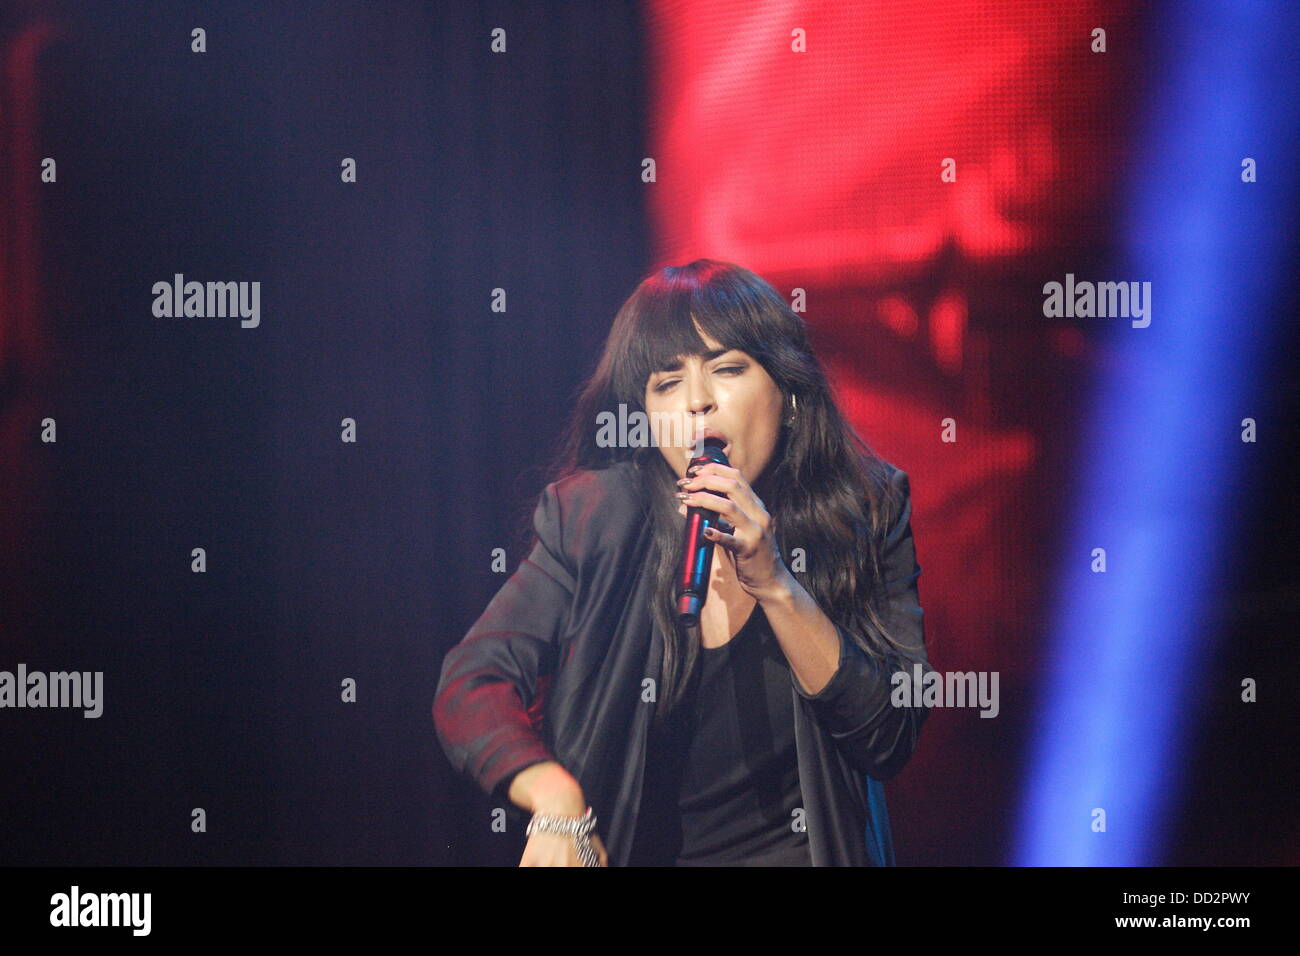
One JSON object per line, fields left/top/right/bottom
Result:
{"left": 790, "top": 465, "right": 933, "bottom": 780}
{"left": 433, "top": 481, "right": 575, "bottom": 804}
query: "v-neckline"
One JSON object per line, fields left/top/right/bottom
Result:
{"left": 700, "top": 601, "right": 759, "bottom": 651}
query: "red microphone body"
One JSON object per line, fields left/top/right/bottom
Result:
{"left": 675, "top": 437, "right": 730, "bottom": 626}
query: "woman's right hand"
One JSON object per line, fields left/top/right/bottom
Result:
{"left": 520, "top": 829, "right": 609, "bottom": 867}
{"left": 510, "top": 761, "right": 609, "bottom": 867}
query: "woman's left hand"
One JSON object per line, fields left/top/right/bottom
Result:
{"left": 676, "top": 462, "right": 795, "bottom": 604}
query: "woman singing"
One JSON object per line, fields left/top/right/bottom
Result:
{"left": 434, "top": 259, "right": 932, "bottom": 866}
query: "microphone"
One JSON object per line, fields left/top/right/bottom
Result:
{"left": 675, "top": 436, "right": 730, "bottom": 627}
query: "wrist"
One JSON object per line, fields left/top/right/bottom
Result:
{"left": 753, "top": 566, "right": 799, "bottom": 608}
{"left": 510, "top": 761, "right": 586, "bottom": 816}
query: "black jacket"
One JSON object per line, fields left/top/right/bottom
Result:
{"left": 433, "top": 458, "right": 931, "bottom": 865}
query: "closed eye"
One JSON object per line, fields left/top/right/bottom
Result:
{"left": 652, "top": 364, "right": 746, "bottom": 393}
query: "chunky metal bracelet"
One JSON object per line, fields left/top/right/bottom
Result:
{"left": 525, "top": 806, "right": 601, "bottom": 867}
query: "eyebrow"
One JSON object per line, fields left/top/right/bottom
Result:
{"left": 654, "top": 348, "right": 732, "bottom": 374}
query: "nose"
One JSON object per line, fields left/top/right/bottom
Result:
{"left": 688, "top": 395, "right": 715, "bottom": 418}
{"left": 687, "top": 374, "right": 715, "bottom": 416}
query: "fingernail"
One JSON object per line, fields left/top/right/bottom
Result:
{"left": 675, "top": 492, "right": 690, "bottom": 500}
{"left": 675, "top": 477, "right": 689, "bottom": 486}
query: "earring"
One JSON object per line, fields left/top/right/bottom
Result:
{"left": 786, "top": 394, "right": 798, "bottom": 426}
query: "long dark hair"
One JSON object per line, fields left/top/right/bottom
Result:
{"left": 538, "top": 259, "right": 921, "bottom": 725}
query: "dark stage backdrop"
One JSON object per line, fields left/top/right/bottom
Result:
{"left": 1, "top": 0, "right": 650, "bottom": 866}
{"left": 0, "top": 0, "right": 1295, "bottom": 869}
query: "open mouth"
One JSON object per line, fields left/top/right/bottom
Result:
{"left": 697, "top": 427, "right": 732, "bottom": 459}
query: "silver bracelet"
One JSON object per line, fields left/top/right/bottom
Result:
{"left": 525, "top": 806, "right": 602, "bottom": 867}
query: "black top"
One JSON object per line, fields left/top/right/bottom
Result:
{"left": 630, "top": 604, "right": 812, "bottom": 866}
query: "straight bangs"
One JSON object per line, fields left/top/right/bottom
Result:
{"left": 609, "top": 279, "right": 778, "bottom": 410}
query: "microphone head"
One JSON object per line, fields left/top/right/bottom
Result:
{"left": 691, "top": 436, "right": 730, "bottom": 468}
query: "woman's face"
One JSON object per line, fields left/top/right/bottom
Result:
{"left": 643, "top": 322, "right": 785, "bottom": 486}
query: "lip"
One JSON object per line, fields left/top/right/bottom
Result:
{"left": 698, "top": 427, "right": 732, "bottom": 459}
